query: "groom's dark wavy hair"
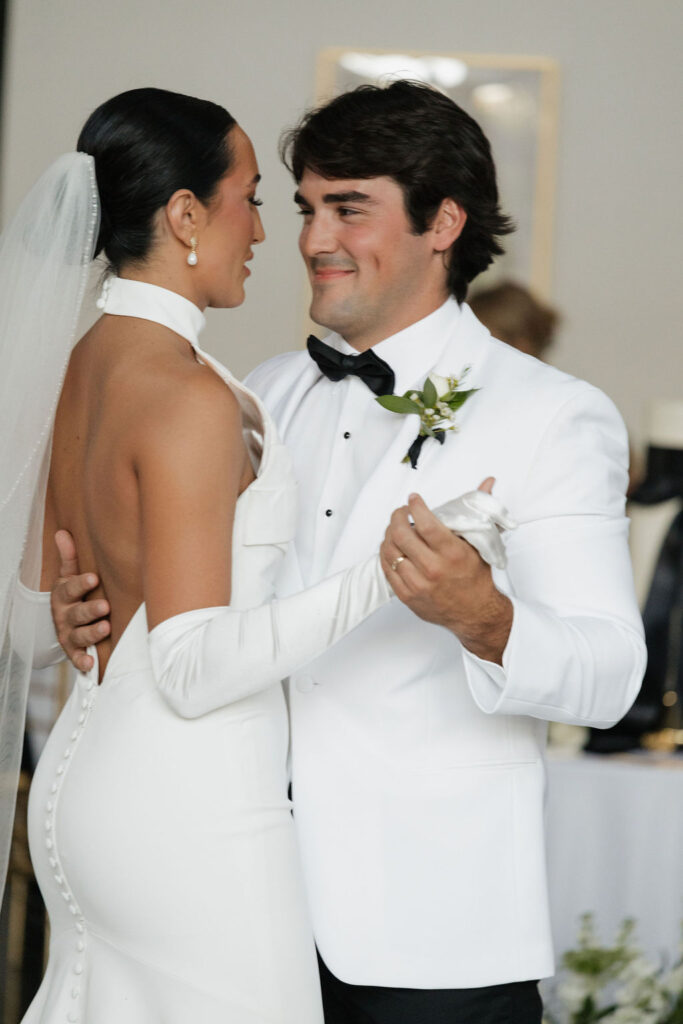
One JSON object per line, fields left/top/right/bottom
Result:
{"left": 280, "top": 80, "right": 514, "bottom": 303}
{"left": 78, "top": 88, "right": 236, "bottom": 274}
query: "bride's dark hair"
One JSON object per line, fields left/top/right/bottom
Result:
{"left": 78, "top": 87, "right": 236, "bottom": 273}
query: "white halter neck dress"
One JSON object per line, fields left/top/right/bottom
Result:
{"left": 23, "top": 279, "right": 392, "bottom": 1024}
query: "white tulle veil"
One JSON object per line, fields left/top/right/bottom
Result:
{"left": 0, "top": 153, "right": 99, "bottom": 896}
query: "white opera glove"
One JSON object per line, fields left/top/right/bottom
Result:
{"left": 148, "top": 553, "right": 393, "bottom": 718}
{"left": 10, "top": 580, "right": 64, "bottom": 669}
{"left": 431, "top": 490, "right": 517, "bottom": 570}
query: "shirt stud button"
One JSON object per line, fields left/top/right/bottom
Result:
{"left": 46, "top": 839, "right": 53, "bottom": 850}
{"left": 71, "top": 987, "right": 80, "bottom": 998}
{"left": 75, "top": 922, "right": 85, "bottom": 933}
{"left": 76, "top": 940, "right": 85, "bottom": 952}
{"left": 325, "top": 509, "right": 333, "bottom": 517}
{"left": 73, "top": 962, "right": 83, "bottom": 974}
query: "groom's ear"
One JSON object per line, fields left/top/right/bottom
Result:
{"left": 431, "top": 198, "right": 467, "bottom": 253}
{"left": 164, "top": 189, "right": 204, "bottom": 247}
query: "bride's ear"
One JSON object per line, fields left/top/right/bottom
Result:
{"left": 164, "top": 189, "right": 203, "bottom": 247}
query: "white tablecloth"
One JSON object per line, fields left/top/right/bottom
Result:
{"left": 546, "top": 752, "right": 683, "bottom": 966}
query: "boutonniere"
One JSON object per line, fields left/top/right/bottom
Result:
{"left": 375, "top": 369, "right": 478, "bottom": 468}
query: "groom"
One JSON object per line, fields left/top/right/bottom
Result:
{"left": 53, "top": 81, "right": 645, "bottom": 1023}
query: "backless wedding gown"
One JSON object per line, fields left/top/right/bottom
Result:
{"left": 22, "top": 279, "right": 392, "bottom": 1024}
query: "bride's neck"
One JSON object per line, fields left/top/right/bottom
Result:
{"left": 118, "top": 262, "right": 207, "bottom": 312}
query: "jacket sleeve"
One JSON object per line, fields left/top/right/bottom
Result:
{"left": 461, "top": 385, "right": 646, "bottom": 727}
{"left": 148, "top": 553, "right": 392, "bottom": 718}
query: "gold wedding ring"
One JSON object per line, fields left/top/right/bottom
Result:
{"left": 390, "top": 556, "right": 406, "bottom": 572}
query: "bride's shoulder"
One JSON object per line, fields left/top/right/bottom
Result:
{"left": 123, "top": 343, "right": 242, "bottom": 457}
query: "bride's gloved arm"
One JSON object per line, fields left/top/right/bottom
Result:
{"left": 138, "top": 370, "right": 391, "bottom": 718}
{"left": 11, "top": 495, "right": 67, "bottom": 669}
{"left": 148, "top": 554, "right": 392, "bottom": 718}
{"left": 9, "top": 581, "right": 64, "bottom": 669}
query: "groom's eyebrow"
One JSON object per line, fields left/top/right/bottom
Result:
{"left": 293, "top": 189, "right": 376, "bottom": 206}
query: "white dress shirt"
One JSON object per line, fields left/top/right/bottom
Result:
{"left": 287, "top": 298, "right": 459, "bottom": 584}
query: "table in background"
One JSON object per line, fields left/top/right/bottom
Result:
{"left": 546, "top": 752, "right": 683, "bottom": 965}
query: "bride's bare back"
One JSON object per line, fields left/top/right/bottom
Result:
{"left": 43, "top": 313, "right": 254, "bottom": 680}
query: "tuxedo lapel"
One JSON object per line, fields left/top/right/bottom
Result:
{"left": 326, "top": 412, "right": 425, "bottom": 574}
{"left": 326, "top": 308, "right": 494, "bottom": 574}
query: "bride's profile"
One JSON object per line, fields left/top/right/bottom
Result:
{"left": 0, "top": 87, "right": 395, "bottom": 1024}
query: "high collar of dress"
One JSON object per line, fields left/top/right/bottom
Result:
{"left": 327, "top": 297, "right": 461, "bottom": 395}
{"left": 97, "top": 276, "right": 206, "bottom": 350}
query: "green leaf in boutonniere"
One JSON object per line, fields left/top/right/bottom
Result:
{"left": 422, "top": 375, "right": 438, "bottom": 410}
{"left": 445, "top": 388, "right": 478, "bottom": 412}
{"left": 375, "top": 367, "right": 478, "bottom": 469}
{"left": 375, "top": 395, "right": 423, "bottom": 416}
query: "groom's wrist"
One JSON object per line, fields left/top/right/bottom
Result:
{"left": 450, "top": 590, "right": 513, "bottom": 667}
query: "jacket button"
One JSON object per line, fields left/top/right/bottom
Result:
{"left": 325, "top": 509, "right": 333, "bottom": 517}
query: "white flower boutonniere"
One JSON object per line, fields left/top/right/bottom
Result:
{"left": 375, "top": 368, "right": 478, "bottom": 468}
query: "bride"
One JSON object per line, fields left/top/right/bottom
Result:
{"left": 1, "top": 87, "right": 397, "bottom": 1024}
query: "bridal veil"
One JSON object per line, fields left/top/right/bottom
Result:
{"left": 0, "top": 153, "right": 99, "bottom": 895}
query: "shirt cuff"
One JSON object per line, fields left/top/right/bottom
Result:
{"left": 460, "top": 600, "right": 515, "bottom": 713}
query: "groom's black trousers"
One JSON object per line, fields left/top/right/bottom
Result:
{"left": 317, "top": 954, "right": 543, "bottom": 1024}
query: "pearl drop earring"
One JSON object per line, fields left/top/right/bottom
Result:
{"left": 187, "top": 237, "right": 198, "bottom": 267}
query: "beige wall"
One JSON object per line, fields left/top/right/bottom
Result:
{"left": 2, "top": 0, "right": 681, "bottom": 447}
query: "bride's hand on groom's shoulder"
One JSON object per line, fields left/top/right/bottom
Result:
{"left": 51, "top": 530, "right": 110, "bottom": 673}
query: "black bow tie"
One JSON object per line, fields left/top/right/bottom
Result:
{"left": 307, "top": 335, "right": 395, "bottom": 396}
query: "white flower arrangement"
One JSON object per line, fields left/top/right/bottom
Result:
{"left": 543, "top": 915, "right": 683, "bottom": 1024}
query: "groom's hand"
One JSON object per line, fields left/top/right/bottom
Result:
{"left": 52, "top": 530, "right": 110, "bottom": 673}
{"left": 380, "top": 480, "right": 513, "bottom": 666}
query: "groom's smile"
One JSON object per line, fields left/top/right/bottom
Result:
{"left": 310, "top": 258, "right": 357, "bottom": 283}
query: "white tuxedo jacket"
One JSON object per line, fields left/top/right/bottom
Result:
{"left": 246, "top": 303, "right": 645, "bottom": 989}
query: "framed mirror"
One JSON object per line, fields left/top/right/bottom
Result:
{"left": 316, "top": 48, "right": 560, "bottom": 299}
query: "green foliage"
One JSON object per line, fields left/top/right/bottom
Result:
{"left": 445, "top": 388, "right": 478, "bottom": 411}
{"left": 546, "top": 915, "right": 683, "bottom": 1024}
{"left": 374, "top": 367, "right": 479, "bottom": 466}
{"left": 562, "top": 916, "right": 636, "bottom": 979}
{"left": 422, "top": 374, "right": 438, "bottom": 409}
{"left": 375, "top": 395, "right": 422, "bottom": 415}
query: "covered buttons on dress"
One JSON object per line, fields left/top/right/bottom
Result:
{"left": 42, "top": 667, "right": 98, "bottom": 1023}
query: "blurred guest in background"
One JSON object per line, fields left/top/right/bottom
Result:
{"left": 589, "top": 399, "right": 683, "bottom": 752}
{"left": 470, "top": 280, "right": 559, "bottom": 360}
